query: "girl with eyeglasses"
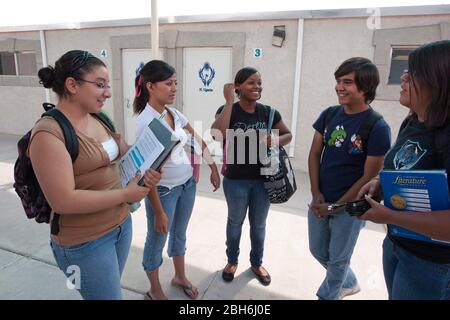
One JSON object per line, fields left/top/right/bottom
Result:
{"left": 30, "top": 50, "right": 161, "bottom": 299}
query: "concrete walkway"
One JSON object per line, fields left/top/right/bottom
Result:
{"left": 0, "top": 133, "right": 388, "bottom": 300}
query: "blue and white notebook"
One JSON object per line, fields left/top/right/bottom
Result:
{"left": 380, "top": 169, "right": 450, "bottom": 246}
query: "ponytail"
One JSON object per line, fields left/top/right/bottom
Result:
{"left": 131, "top": 60, "right": 176, "bottom": 115}
{"left": 133, "top": 74, "right": 148, "bottom": 115}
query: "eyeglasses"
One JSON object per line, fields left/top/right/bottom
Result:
{"left": 401, "top": 69, "right": 410, "bottom": 81}
{"left": 78, "top": 79, "right": 111, "bottom": 90}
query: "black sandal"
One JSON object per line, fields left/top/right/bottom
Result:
{"left": 251, "top": 267, "right": 271, "bottom": 286}
{"left": 222, "top": 264, "right": 237, "bottom": 282}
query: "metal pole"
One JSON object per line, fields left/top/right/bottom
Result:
{"left": 151, "top": 0, "right": 159, "bottom": 60}
{"left": 288, "top": 18, "right": 304, "bottom": 158}
{"left": 39, "top": 30, "right": 51, "bottom": 103}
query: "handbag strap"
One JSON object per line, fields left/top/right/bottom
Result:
{"left": 267, "top": 106, "right": 275, "bottom": 133}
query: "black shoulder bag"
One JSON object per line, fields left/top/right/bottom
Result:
{"left": 263, "top": 107, "right": 297, "bottom": 204}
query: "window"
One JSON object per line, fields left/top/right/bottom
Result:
{"left": 0, "top": 51, "right": 37, "bottom": 76}
{"left": 17, "top": 51, "right": 37, "bottom": 75}
{"left": 388, "top": 47, "right": 417, "bottom": 85}
{"left": 0, "top": 52, "right": 16, "bottom": 75}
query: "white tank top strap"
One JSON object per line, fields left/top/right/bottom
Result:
{"left": 101, "top": 136, "right": 119, "bottom": 162}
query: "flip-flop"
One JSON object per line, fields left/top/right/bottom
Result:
{"left": 171, "top": 280, "right": 198, "bottom": 300}
{"left": 144, "top": 291, "right": 168, "bottom": 300}
{"left": 144, "top": 291, "right": 153, "bottom": 300}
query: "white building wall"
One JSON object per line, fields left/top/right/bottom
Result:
{"left": 296, "top": 14, "right": 449, "bottom": 172}
{"left": 0, "top": 21, "right": 298, "bottom": 139}
{"left": 0, "top": 31, "right": 43, "bottom": 134}
{"left": 0, "top": 13, "right": 449, "bottom": 173}
{"left": 157, "top": 20, "right": 299, "bottom": 140}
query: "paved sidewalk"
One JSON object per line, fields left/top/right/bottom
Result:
{"left": 0, "top": 133, "right": 388, "bottom": 300}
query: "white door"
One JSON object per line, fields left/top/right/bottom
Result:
{"left": 183, "top": 47, "right": 232, "bottom": 156}
{"left": 121, "top": 49, "right": 164, "bottom": 144}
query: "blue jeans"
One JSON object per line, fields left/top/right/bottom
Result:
{"left": 308, "top": 209, "right": 365, "bottom": 300}
{"left": 223, "top": 177, "right": 270, "bottom": 267}
{"left": 142, "top": 176, "right": 196, "bottom": 272}
{"left": 383, "top": 236, "right": 450, "bottom": 300}
{"left": 50, "top": 214, "right": 132, "bottom": 300}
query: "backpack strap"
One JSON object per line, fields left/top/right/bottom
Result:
{"left": 92, "top": 112, "right": 116, "bottom": 133}
{"left": 42, "top": 108, "right": 79, "bottom": 162}
{"left": 42, "top": 106, "right": 116, "bottom": 158}
{"left": 359, "top": 108, "right": 383, "bottom": 153}
{"left": 41, "top": 105, "right": 78, "bottom": 236}
{"left": 267, "top": 106, "right": 275, "bottom": 133}
{"left": 322, "top": 105, "right": 341, "bottom": 144}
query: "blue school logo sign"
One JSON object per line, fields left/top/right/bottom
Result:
{"left": 198, "top": 62, "right": 215, "bottom": 92}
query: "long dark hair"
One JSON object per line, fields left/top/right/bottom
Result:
{"left": 133, "top": 60, "right": 176, "bottom": 115}
{"left": 408, "top": 40, "right": 450, "bottom": 129}
{"left": 334, "top": 57, "right": 379, "bottom": 104}
{"left": 37, "top": 50, "right": 105, "bottom": 98}
{"left": 234, "top": 67, "right": 259, "bottom": 97}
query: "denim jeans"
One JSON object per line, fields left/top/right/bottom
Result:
{"left": 383, "top": 236, "right": 450, "bottom": 300}
{"left": 308, "top": 209, "right": 365, "bottom": 300}
{"left": 50, "top": 214, "right": 132, "bottom": 300}
{"left": 223, "top": 177, "right": 270, "bottom": 267}
{"left": 142, "top": 176, "right": 196, "bottom": 272}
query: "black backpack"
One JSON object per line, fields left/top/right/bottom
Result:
{"left": 322, "top": 105, "right": 383, "bottom": 153}
{"left": 13, "top": 103, "right": 115, "bottom": 235}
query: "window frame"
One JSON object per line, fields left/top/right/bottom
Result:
{"left": 0, "top": 50, "right": 38, "bottom": 76}
{"left": 387, "top": 46, "right": 418, "bottom": 86}
{"left": 373, "top": 23, "right": 448, "bottom": 101}
{"left": 0, "top": 51, "right": 16, "bottom": 75}
{"left": 0, "top": 38, "right": 42, "bottom": 87}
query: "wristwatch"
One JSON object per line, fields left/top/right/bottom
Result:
{"left": 327, "top": 203, "right": 338, "bottom": 213}
{"left": 327, "top": 203, "right": 344, "bottom": 213}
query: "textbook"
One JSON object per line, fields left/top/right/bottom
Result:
{"left": 380, "top": 169, "right": 450, "bottom": 246}
{"left": 119, "top": 118, "right": 180, "bottom": 188}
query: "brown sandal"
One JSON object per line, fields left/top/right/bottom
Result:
{"left": 251, "top": 267, "right": 271, "bottom": 286}
{"left": 222, "top": 263, "right": 238, "bottom": 282}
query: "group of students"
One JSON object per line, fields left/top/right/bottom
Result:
{"left": 27, "top": 39, "right": 450, "bottom": 300}
{"left": 308, "top": 40, "right": 450, "bottom": 300}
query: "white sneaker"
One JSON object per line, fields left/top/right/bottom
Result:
{"left": 339, "top": 284, "right": 361, "bottom": 299}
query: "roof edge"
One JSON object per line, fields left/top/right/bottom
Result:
{"left": 1, "top": 4, "right": 449, "bottom": 33}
